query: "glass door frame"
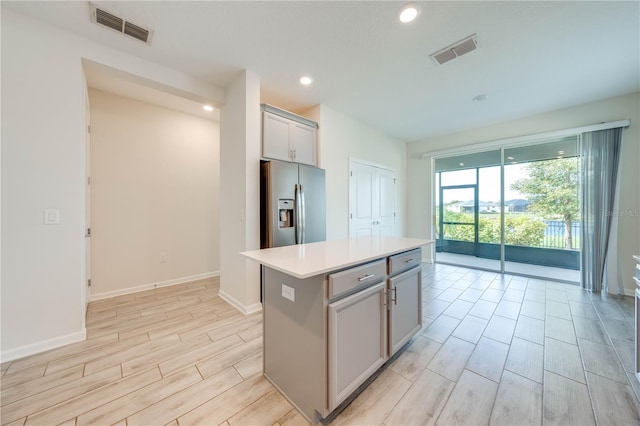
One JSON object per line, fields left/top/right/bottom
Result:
{"left": 438, "top": 183, "right": 479, "bottom": 256}
{"left": 432, "top": 139, "right": 582, "bottom": 281}
{"left": 434, "top": 150, "right": 504, "bottom": 273}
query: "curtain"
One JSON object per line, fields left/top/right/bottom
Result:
{"left": 604, "top": 160, "right": 624, "bottom": 294}
{"left": 580, "top": 127, "right": 623, "bottom": 292}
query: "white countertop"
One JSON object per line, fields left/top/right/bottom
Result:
{"left": 241, "top": 236, "right": 433, "bottom": 279}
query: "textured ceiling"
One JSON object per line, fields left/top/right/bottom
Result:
{"left": 4, "top": 1, "right": 639, "bottom": 141}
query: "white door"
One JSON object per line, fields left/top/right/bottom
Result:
{"left": 349, "top": 160, "right": 396, "bottom": 237}
{"left": 84, "top": 94, "right": 91, "bottom": 315}
{"left": 349, "top": 162, "right": 376, "bottom": 237}
{"left": 377, "top": 168, "right": 396, "bottom": 237}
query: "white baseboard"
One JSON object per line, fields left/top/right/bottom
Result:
{"left": 218, "top": 289, "right": 263, "bottom": 315}
{"left": 89, "top": 271, "right": 220, "bottom": 302}
{"left": 622, "top": 288, "right": 635, "bottom": 297}
{"left": 1, "top": 329, "right": 86, "bottom": 363}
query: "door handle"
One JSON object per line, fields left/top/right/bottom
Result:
{"left": 300, "top": 185, "right": 306, "bottom": 243}
{"left": 295, "top": 184, "right": 303, "bottom": 244}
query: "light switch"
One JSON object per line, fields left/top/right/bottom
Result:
{"left": 281, "top": 284, "right": 295, "bottom": 302}
{"left": 44, "top": 209, "right": 60, "bottom": 225}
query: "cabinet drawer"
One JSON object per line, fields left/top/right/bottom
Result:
{"left": 388, "top": 248, "right": 421, "bottom": 276}
{"left": 329, "top": 259, "right": 386, "bottom": 300}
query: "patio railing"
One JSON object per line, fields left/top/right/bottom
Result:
{"left": 542, "top": 220, "right": 581, "bottom": 250}
{"left": 438, "top": 218, "right": 582, "bottom": 270}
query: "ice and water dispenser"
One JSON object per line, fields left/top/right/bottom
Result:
{"left": 278, "top": 199, "right": 294, "bottom": 228}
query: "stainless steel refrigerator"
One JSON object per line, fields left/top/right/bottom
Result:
{"left": 261, "top": 160, "right": 326, "bottom": 248}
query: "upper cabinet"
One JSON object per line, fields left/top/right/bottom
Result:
{"left": 262, "top": 104, "right": 318, "bottom": 167}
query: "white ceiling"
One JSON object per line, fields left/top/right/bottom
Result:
{"left": 4, "top": 1, "right": 639, "bottom": 142}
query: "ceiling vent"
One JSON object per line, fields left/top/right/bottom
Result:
{"left": 89, "top": 3, "right": 153, "bottom": 44}
{"left": 429, "top": 34, "right": 478, "bottom": 66}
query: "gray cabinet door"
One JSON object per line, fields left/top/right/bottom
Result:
{"left": 388, "top": 266, "right": 422, "bottom": 356}
{"left": 328, "top": 281, "right": 387, "bottom": 411}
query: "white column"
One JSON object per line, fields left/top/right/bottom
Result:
{"left": 219, "top": 70, "right": 262, "bottom": 314}
{"left": 406, "top": 157, "right": 433, "bottom": 263}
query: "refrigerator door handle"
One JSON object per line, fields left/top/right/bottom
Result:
{"left": 295, "top": 184, "right": 303, "bottom": 244}
{"left": 300, "top": 185, "right": 306, "bottom": 244}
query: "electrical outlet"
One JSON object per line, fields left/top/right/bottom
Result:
{"left": 281, "top": 284, "right": 295, "bottom": 302}
{"left": 160, "top": 252, "right": 167, "bottom": 263}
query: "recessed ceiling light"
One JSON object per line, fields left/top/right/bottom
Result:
{"left": 473, "top": 94, "right": 489, "bottom": 102}
{"left": 299, "top": 76, "right": 313, "bottom": 85}
{"left": 399, "top": 3, "right": 421, "bottom": 23}
{"left": 202, "top": 105, "right": 214, "bottom": 112}
{"left": 558, "top": 150, "right": 565, "bottom": 155}
{"left": 507, "top": 156, "right": 515, "bottom": 160}
{"left": 459, "top": 162, "right": 465, "bottom": 166}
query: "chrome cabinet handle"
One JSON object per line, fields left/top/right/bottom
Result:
{"left": 404, "top": 258, "right": 414, "bottom": 263}
{"left": 358, "top": 273, "right": 375, "bottom": 282}
{"left": 391, "top": 287, "right": 397, "bottom": 305}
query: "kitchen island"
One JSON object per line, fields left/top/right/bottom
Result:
{"left": 242, "top": 236, "right": 433, "bottom": 423}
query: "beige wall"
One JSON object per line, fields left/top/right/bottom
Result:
{"left": 2, "top": 9, "right": 86, "bottom": 357}
{"left": 219, "top": 71, "right": 262, "bottom": 314}
{"left": 407, "top": 92, "right": 640, "bottom": 294}
{"left": 88, "top": 89, "right": 219, "bottom": 299}
{"left": 303, "top": 105, "right": 408, "bottom": 240}
{"left": 1, "top": 7, "right": 224, "bottom": 360}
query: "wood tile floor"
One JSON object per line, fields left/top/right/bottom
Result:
{"left": 2, "top": 264, "right": 640, "bottom": 425}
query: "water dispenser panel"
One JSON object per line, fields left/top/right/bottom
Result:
{"left": 278, "top": 199, "right": 294, "bottom": 228}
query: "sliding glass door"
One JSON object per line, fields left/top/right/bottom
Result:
{"left": 435, "top": 150, "right": 501, "bottom": 272}
{"left": 502, "top": 138, "right": 580, "bottom": 281}
{"left": 434, "top": 138, "right": 580, "bottom": 282}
